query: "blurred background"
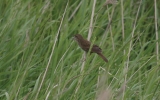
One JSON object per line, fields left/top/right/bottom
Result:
{"left": 0, "top": 0, "right": 159, "bottom": 99}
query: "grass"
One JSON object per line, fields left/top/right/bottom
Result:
{"left": 0, "top": 0, "right": 160, "bottom": 100}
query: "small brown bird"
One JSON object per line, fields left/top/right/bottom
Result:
{"left": 74, "top": 34, "right": 108, "bottom": 63}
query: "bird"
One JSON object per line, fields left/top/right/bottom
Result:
{"left": 74, "top": 34, "right": 108, "bottom": 63}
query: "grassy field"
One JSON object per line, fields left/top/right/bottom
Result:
{"left": 0, "top": 0, "right": 160, "bottom": 100}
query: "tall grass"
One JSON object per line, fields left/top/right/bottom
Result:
{"left": 0, "top": 0, "right": 159, "bottom": 100}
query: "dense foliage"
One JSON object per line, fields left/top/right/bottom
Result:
{"left": 0, "top": 0, "right": 159, "bottom": 99}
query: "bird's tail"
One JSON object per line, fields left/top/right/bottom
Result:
{"left": 97, "top": 53, "right": 108, "bottom": 63}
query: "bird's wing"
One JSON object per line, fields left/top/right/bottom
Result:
{"left": 91, "top": 45, "right": 102, "bottom": 53}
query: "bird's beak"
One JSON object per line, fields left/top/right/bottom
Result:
{"left": 72, "top": 36, "right": 76, "bottom": 41}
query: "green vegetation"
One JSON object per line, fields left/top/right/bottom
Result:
{"left": 0, "top": 0, "right": 159, "bottom": 99}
